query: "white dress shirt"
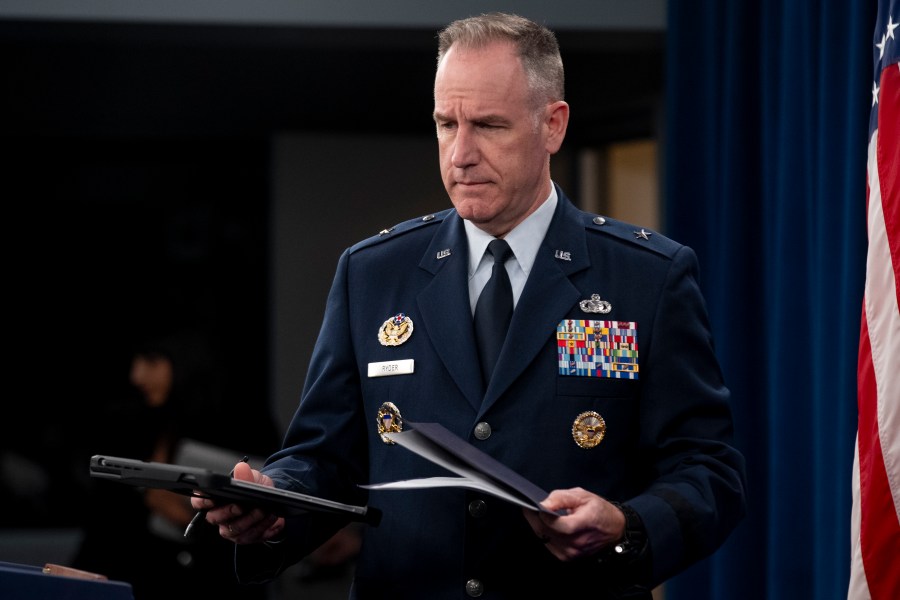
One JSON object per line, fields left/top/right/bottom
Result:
{"left": 464, "top": 185, "right": 558, "bottom": 314}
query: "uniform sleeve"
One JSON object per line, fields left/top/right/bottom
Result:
{"left": 235, "top": 249, "right": 370, "bottom": 582}
{"left": 627, "top": 245, "right": 747, "bottom": 585}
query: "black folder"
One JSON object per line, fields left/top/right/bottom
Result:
{"left": 363, "top": 421, "right": 559, "bottom": 514}
{"left": 89, "top": 454, "right": 381, "bottom": 526}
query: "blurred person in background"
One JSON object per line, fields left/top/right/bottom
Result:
{"left": 72, "top": 328, "right": 278, "bottom": 599}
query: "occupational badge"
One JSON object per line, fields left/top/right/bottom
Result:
{"left": 376, "top": 401, "right": 403, "bottom": 444}
{"left": 378, "top": 313, "right": 414, "bottom": 346}
{"left": 572, "top": 411, "right": 606, "bottom": 449}
{"left": 579, "top": 294, "right": 612, "bottom": 314}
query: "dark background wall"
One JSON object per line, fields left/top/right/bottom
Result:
{"left": 1, "top": 3, "right": 664, "bottom": 531}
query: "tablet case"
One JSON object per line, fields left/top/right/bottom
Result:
{"left": 89, "top": 455, "right": 381, "bottom": 526}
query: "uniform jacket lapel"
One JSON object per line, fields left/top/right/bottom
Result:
{"left": 414, "top": 192, "right": 591, "bottom": 415}
{"left": 480, "top": 192, "right": 590, "bottom": 415}
{"left": 416, "top": 214, "right": 486, "bottom": 411}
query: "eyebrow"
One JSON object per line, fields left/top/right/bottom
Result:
{"left": 432, "top": 111, "right": 508, "bottom": 125}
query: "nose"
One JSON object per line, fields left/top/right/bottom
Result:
{"left": 451, "top": 124, "right": 479, "bottom": 169}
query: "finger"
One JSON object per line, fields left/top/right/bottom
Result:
{"left": 222, "top": 513, "right": 279, "bottom": 543}
{"left": 219, "top": 506, "right": 270, "bottom": 534}
{"left": 233, "top": 461, "right": 255, "bottom": 481}
{"left": 202, "top": 505, "right": 233, "bottom": 525}
{"left": 262, "top": 518, "right": 285, "bottom": 542}
{"left": 190, "top": 496, "right": 214, "bottom": 510}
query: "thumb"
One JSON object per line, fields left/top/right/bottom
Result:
{"left": 233, "top": 460, "right": 274, "bottom": 487}
{"left": 233, "top": 460, "right": 255, "bottom": 481}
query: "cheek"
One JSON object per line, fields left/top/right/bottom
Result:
{"left": 501, "top": 145, "right": 542, "bottom": 184}
{"left": 436, "top": 143, "right": 450, "bottom": 169}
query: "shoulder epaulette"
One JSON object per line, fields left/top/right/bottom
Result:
{"left": 348, "top": 208, "right": 453, "bottom": 254}
{"left": 583, "top": 213, "right": 681, "bottom": 259}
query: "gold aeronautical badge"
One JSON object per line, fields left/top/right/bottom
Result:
{"left": 572, "top": 411, "right": 606, "bottom": 449}
{"left": 378, "top": 313, "right": 414, "bottom": 346}
{"left": 376, "top": 401, "right": 403, "bottom": 444}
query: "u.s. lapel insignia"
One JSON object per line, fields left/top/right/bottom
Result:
{"left": 579, "top": 294, "right": 612, "bottom": 314}
{"left": 377, "top": 401, "right": 403, "bottom": 444}
{"left": 572, "top": 411, "right": 606, "bottom": 449}
{"left": 378, "top": 313, "right": 414, "bottom": 346}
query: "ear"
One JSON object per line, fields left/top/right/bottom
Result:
{"left": 544, "top": 100, "right": 570, "bottom": 154}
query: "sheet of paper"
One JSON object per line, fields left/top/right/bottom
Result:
{"left": 362, "top": 476, "right": 535, "bottom": 510}
{"left": 361, "top": 422, "right": 555, "bottom": 513}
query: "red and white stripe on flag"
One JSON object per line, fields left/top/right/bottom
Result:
{"left": 849, "top": 1, "right": 900, "bottom": 599}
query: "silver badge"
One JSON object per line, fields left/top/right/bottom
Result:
{"left": 579, "top": 294, "right": 612, "bottom": 314}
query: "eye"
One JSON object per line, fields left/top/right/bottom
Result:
{"left": 435, "top": 119, "right": 456, "bottom": 132}
{"left": 475, "top": 120, "right": 505, "bottom": 131}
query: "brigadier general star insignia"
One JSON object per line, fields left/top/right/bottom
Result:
{"left": 634, "top": 228, "right": 652, "bottom": 240}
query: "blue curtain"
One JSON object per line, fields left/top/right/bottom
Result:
{"left": 664, "top": 1, "right": 873, "bottom": 599}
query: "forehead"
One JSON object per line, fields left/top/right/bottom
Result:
{"left": 434, "top": 41, "right": 529, "bottom": 112}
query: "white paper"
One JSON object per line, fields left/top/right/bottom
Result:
{"left": 360, "top": 427, "right": 549, "bottom": 512}
{"left": 362, "top": 476, "right": 536, "bottom": 511}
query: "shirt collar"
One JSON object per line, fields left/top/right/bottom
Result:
{"left": 464, "top": 184, "right": 558, "bottom": 276}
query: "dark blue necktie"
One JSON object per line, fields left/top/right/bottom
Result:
{"left": 474, "top": 239, "right": 514, "bottom": 383}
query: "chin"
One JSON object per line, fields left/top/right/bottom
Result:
{"left": 450, "top": 194, "right": 497, "bottom": 222}
{"left": 454, "top": 206, "right": 493, "bottom": 224}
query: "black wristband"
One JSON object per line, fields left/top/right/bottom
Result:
{"left": 599, "top": 502, "right": 647, "bottom": 563}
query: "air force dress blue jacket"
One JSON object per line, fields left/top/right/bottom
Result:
{"left": 236, "top": 187, "right": 747, "bottom": 599}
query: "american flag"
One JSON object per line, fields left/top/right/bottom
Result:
{"left": 849, "top": 1, "right": 900, "bottom": 599}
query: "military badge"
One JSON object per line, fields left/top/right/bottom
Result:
{"left": 376, "top": 401, "right": 403, "bottom": 444}
{"left": 378, "top": 313, "right": 414, "bottom": 346}
{"left": 572, "top": 411, "right": 606, "bottom": 449}
{"left": 579, "top": 294, "right": 612, "bottom": 314}
{"left": 556, "top": 319, "right": 639, "bottom": 379}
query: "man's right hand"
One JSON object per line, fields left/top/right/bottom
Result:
{"left": 191, "top": 460, "right": 285, "bottom": 544}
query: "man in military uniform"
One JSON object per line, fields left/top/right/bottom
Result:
{"left": 194, "top": 12, "right": 746, "bottom": 599}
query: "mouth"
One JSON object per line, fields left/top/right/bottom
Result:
{"left": 455, "top": 180, "right": 490, "bottom": 188}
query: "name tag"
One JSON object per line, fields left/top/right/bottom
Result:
{"left": 368, "top": 359, "right": 415, "bottom": 378}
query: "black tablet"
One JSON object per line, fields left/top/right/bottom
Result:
{"left": 89, "top": 454, "right": 381, "bottom": 526}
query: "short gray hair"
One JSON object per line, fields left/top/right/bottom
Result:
{"left": 437, "top": 12, "right": 565, "bottom": 107}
